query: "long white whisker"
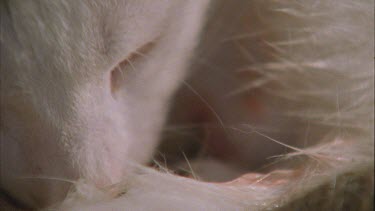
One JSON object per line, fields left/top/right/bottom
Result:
{"left": 16, "top": 176, "right": 77, "bottom": 185}
{"left": 182, "top": 81, "right": 227, "bottom": 138}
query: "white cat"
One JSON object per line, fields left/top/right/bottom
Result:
{"left": 1, "top": 0, "right": 210, "bottom": 208}
{"left": 1, "top": 0, "right": 373, "bottom": 210}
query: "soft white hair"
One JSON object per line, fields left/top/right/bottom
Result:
{"left": 58, "top": 0, "right": 374, "bottom": 210}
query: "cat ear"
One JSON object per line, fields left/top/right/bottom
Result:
{"left": 110, "top": 41, "right": 156, "bottom": 98}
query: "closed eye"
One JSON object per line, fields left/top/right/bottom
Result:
{"left": 110, "top": 41, "right": 156, "bottom": 98}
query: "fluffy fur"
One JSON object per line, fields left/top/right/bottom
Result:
{"left": 61, "top": 0, "right": 375, "bottom": 210}
{"left": 1, "top": 0, "right": 210, "bottom": 207}
{"left": 1, "top": 0, "right": 374, "bottom": 210}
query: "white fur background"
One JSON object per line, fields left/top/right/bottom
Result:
{"left": 1, "top": 0, "right": 373, "bottom": 210}
{"left": 62, "top": 0, "right": 374, "bottom": 210}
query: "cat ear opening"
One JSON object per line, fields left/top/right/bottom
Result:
{"left": 110, "top": 41, "right": 156, "bottom": 98}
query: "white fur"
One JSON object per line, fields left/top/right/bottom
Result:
{"left": 1, "top": 0, "right": 373, "bottom": 210}
{"left": 1, "top": 0, "right": 210, "bottom": 207}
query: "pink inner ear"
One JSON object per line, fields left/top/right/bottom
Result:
{"left": 110, "top": 58, "right": 132, "bottom": 99}
{"left": 110, "top": 41, "right": 156, "bottom": 98}
{"left": 110, "top": 65, "right": 123, "bottom": 98}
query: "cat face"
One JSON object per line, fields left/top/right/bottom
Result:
{"left": 0, "top": 0, "right": 210, "bottom": 207}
